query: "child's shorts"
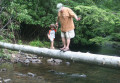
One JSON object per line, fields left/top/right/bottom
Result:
{"left": 50, "top": 38, "right": 54, "bottom": 42}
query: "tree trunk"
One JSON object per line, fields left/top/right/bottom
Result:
{"left": 0, "top": 20, "right": 3, "bottom": 29}
{"left": 0, "top": 41, "right": 120, "bottom": 68}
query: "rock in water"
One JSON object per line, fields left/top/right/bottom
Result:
{"left": 69, "top": 74, "right": 87, "bottom": 78}
{"left": 27, "top": 72, "right": 36, "bottom": 77}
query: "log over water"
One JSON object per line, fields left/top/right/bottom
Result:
{"left": 0, "top": 41, "right": 120, "bottom": 68}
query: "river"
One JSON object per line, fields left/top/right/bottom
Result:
{"left": 0, "top": 46, "right": 120, "bottom": 83}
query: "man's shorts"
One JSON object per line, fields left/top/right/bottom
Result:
{"left": 61, "top": 30, "right": 75, "bottom": 39}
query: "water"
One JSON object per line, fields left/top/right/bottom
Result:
{"left": 0, "top": 59, "right": 120, "bottom": 83}
{"left": 0, "top": 46, "right": 120, "bottom": 83}
{"left": 71, "top": 45, "right": 120, "bottom": 56}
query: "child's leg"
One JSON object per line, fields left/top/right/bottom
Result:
{"left": 50, "top": 41, "right": 54, "bottom": 49}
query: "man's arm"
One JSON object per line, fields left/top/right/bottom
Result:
{"left": 74, "top": 15, "right": 81, "bottom": 21}
{"left": 68, "top": 8, "right": 81, "bottom": 21}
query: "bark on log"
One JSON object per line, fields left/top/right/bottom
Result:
{"left": 0, "top": 41, "right": 120, "bottom": 68}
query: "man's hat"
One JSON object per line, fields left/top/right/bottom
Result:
{"left": 57, "top": 3, "right": 63, "bottom": 10}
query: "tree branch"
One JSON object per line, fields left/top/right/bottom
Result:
{"left": 0, "top": 15, "right": 13, "bottom": 31}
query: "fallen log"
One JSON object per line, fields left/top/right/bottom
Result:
{"left": 0, "top": 41, "right": 120, "bottom": 68}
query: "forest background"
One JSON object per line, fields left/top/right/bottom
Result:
{"left": 0, "top": 0, "right": 120, "bottom": 49}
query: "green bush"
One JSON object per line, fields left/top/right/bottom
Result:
{"left": 111, "top": 33, "right": 120, "bottom": 41}
{"left": 29, "top": 40, "right": 50, "bottom": 47}
{"left": 0, "top": 35, "right": 4, "bottom": 40}
{"left": 43, "top": 41, "right": 50, "bottom": 48}
{"left": 29, "top": 40, "right": 51, "bottom": 48}
{"left": 29, "top": 40, "right": 44, "bottom": 47}
{"left": 89, "top": 36, "right": 110, "bottom": 45}
{"left": 0, "top": 49, "right": 11, "bottom": 59}
{"left": 18, "top": 40, "right": 23, "bottom": 45}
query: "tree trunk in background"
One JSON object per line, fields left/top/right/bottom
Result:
{"left": 0, "top": 41, "right": 120, "bottom": 68}
{"left": 0, "top": 20, "right": 3, "bottom": 29}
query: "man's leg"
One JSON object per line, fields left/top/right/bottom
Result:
{"left": 60, "top": 32, "right": 66, "bottom": 50}
{"left": 63, "top": 38, "right": 70, "bottom": 51}
{"left": 63, "top": 30, "right": 74, "bottom": 51}
{"left": 66, "top": 38, "right": 70, "bottom": 49}
{"left": 61, "top": 37, "right": 66, "bottom": 49}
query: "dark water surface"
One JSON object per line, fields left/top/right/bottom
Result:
{"left": 71, "top": 45, "right": 120, "bottom": 56}
{"left": 0, "top": 46, "right": 120, "bottom": 83}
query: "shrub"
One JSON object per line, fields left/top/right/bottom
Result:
{"left": 29, "top": 40, "right": 44, "bottom": 47}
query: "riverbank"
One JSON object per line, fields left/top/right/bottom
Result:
{"left": 0, "top": 48, "right": 71, "bottom": 83}
{"left": 0, "top": 48, "right": 66, "bottom": 65}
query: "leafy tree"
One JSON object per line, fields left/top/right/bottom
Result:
{"left": 0, "top": 0, "right": 120, "bottom": 47}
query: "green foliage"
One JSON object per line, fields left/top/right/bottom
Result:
{"left": 9, "top": 2, "right": 33, "bottom": 24}
{"left": 75, "top": 5, "right": 115, "bottom": 24}
{"left": 18, "top": 40, "right": 23, "bottom": 45}
{"left": 43, "top": 42, "right": 51, "bottom": 48}
{"left": 1, "top": 54, "right": 11, "bottom": 59}
{"left": 93, "top": 0, "right": 120, "bottom": 11}
{"left": 0, "top": 35, "right": 4, "bottom": 40}
{"left": 0, "top": 53, "right": 4, "bottom": 58}
{"left": 89, "top": 37, "right": 110, "bottom": 45}
{"left": 29, "top": 40, "right": 44, "bottom": 47}
{"left": 29, "top": 40, "right": 50, "bottom": 48}
{"left": 0, "top": 0, "right": 120, "bottom": 46}
{"left": 12, "top": 0, "right": 56, "bottom": 26}
{"left": 0, "top": 49, "right": 11, "bottom": 59}
{"left": 73, "top": 5, "right": 120, "bottom": 45}
{"left": 8, "top": 23, "right": 20, "bottom": 30}
{"left": 111, "top": 33, "right": 120, "bottom": 41}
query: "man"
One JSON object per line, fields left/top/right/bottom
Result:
{"left": 56, "top": 3, "right": 80, "bottom": 51}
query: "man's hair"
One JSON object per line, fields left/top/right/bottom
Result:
{"left": 57, "top": 3, "right": 63, "bottom": 9}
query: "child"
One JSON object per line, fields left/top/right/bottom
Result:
{"left": 47, "top": 24, "right": 58, "bottom": 49}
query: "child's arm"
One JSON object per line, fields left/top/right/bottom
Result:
{"left": 47, "top": 31, "right": 50, "bottom": 39}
